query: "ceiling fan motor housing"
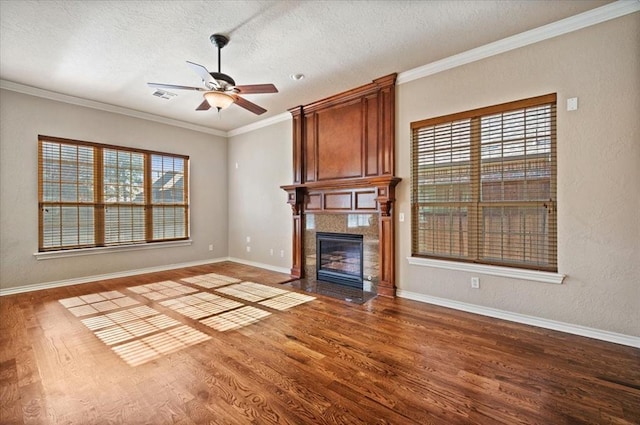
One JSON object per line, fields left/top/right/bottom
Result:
{"left": 210, "top": 72, "right": 236, "bottom": 88}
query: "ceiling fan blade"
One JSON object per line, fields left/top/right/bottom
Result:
{"left": 233, "top": 95, "right": 267, "bottom": 115}
{"left": 186, "top": 61, "right": 219, "bottom": 89}
{"left": 147, "top": 82, "right": 205, "bottom": 91}
{"left": 234, "top": 84, "right": 278, "bottom": 94}
{"left": 196, "top": 100, "right": 211, "bottom": 111}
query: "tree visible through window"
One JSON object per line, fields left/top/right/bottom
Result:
{"left": 411, "top": 94, "right": 557, "bottom": 271}
{"left": 38, "top": 136, "right": 189, "bottom": 251}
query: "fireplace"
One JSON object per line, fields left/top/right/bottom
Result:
{"left": 316, "top": 232, "right": 364, "bottom": 289}
{"left": 281, "top": 74, "right": 401, "bottom": 297}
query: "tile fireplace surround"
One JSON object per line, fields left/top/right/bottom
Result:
{"left": 305, "top": 213, "right": 379, "bottom": 293}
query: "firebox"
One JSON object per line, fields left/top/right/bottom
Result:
{"left": 316, "top": 232, "right": 364, "bottom": 289}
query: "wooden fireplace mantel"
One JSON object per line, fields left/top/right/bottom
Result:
{"left": 281, "top": 73, "right": 400, "bottom": 297}
{"left": 281, "top": 176, "right": 402, "bottom": 215}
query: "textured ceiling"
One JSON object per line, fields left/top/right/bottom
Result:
{"left": 0, "top": 0, "right": 612, "bottom": 132}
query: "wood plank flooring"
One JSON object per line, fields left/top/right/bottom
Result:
{"left": 1, "top": 261, "right": 638, "bottom": 424}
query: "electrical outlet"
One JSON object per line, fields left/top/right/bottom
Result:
{"left": 280, "top": 250, "right": 284, "bottom": 258}
{"left": 208, "top": 244, "right": 213, "bottom": 251}
{"left": 471, "top": 277, "right": 480, "bottom": 289}
{"left": 246, "top": 236, "right": 251, "bottom": 243}
{"left": 270, "top": 248, "right": 274, "bottom": 256}
{"left": 246, "top": 246, "right": 251, "bottom": 253}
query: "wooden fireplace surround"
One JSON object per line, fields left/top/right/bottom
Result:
{"left": 281, "top": 73, "right": 401, "bottom": 297}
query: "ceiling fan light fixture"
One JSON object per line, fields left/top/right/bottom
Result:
{"left": 204, "top": 91, "right": 234, "bottom": 110}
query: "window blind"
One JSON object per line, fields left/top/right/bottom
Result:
{"left": 38, "top": 136, "right": 189, "bottom": 251}
{"left": 411, "top": 94, "right": 557, "bottom": 271}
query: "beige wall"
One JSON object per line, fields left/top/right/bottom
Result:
{"left": 0, "top": 90, "right": 229, "bottom": 290}
{"left": 227, "top": 13, "right": 640, "bottom": 337}
{"left": 227, "top": 120, "right": 293, "bottom": 270}
{"left": 396, "top": 13, "right": 640, "bottom": 336}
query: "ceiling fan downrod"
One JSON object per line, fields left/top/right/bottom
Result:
{"left": 210, "top": 34, "right": 229, "bottom": 74}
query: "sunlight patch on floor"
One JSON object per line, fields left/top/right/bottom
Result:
{"left": 200, "top": 306, "right": 271, "bottom": 332}
{"left": 215, "top": 281, "right": 289, "bottom": 302}
{"left": 259, "top": 292, "right": 316, "bottom": 311}
{"left": 59, "top": 291, "right": 140, "bottom": 316}
{"left": 68, "top": 302, "right": 205, "bottom": 366}
{"left": 94, "top": 314, "right": 182, "bottom": 346}
{"left": 58, "top": 273, "right": 314, "bottom": 366}
{"left": 81, "top": 305, "right": 158, "bottom": 330}
{"left": 128, "top": 280, "right": 198, "bottom": 300}
{"left": 112, "top": 325, "right": 211, "bottom": 367}
{"left": 160, "top": 292, "right": 243, "bottom": 319}
{"left": 181, "top": 273, "right": 241, "bottom": 289}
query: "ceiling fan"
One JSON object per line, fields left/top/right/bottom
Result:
{"left": 147, "top": 33, "right": 278, "bottom": 115}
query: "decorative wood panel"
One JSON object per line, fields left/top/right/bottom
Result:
{"left": 380, "top": 81, "right": 395, "bottom": 175}
{"left": 305, "top": 113, "right": 316, "bottom": 183}
{"left": 324, "top": 192, "right": 353, "bottom": 210}
{"left": 355, "top": 190, "right": 377, "bottom": 210}
{"left": 305, "top": 193, "right": 322, "bottom": 211}
{"left": 365, "top": 94, "right": 379, "bottom": 176}
{"left": 291, "top": 107, "right": 303, "bottom": 184}
{"left": 316, "top": 100, "right": 363, "bottom": 180}
{"left": 289, "top": 73, "right": 396, "bottom": 185}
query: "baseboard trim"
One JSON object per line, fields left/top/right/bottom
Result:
{"left": 0, "top": 258, "right": 229, "bottom": 296}
{"left": 226, "top": 257, "right": 292, "bottom": 276}
{"left": 1, "top": 257, "right": 292, "bottom": 296}
{"left": 397, "top": 290, "right": 640, "bottom": 348}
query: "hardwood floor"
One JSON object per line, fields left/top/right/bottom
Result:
{"left": 1, "top": 261, "right": 638, "bottom": 424}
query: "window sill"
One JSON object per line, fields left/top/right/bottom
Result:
{"left": 406, "top": 256, "right": 565, "bottom": 284}
{"left": 34, "top": 240, "right": 193, "bottom": 260}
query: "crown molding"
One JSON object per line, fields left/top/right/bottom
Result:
{"left": 227, "top": 112, "right": 291, "bottom": 137}
{"left": 397, "top": 0, "right": 640, "bottom": 85}
{"left": 0, "top": 79, "right": 227, "bottom": 137}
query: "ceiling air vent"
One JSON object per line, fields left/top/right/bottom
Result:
{"left": 152, "top": 89, "right": 177, "bottom": 100}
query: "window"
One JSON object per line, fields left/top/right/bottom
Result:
{"left": 411, "top": 94, "right": 557, "bottom": 271}
{"left": 38, "top": 136, "right": 189, "bottom": 252}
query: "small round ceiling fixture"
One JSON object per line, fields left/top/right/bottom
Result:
{"left": 289, "top": 73, "right": 305, "bottom": 81}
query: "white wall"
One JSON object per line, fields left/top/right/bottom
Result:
{"left": 227, "top": 119, "right": 293, "bottom": 271}
{"left": 395, "top": 13, "right": 640, "bottom": 336}
{"left": 0, "top": 90, "right": 229, "bottom": 290}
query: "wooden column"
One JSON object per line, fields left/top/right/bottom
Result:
{"left": 376, "top": 183, "right": 397, "bottom": 297}
{"left": 284, "top": 187, "right": 306, "bottom": 278}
